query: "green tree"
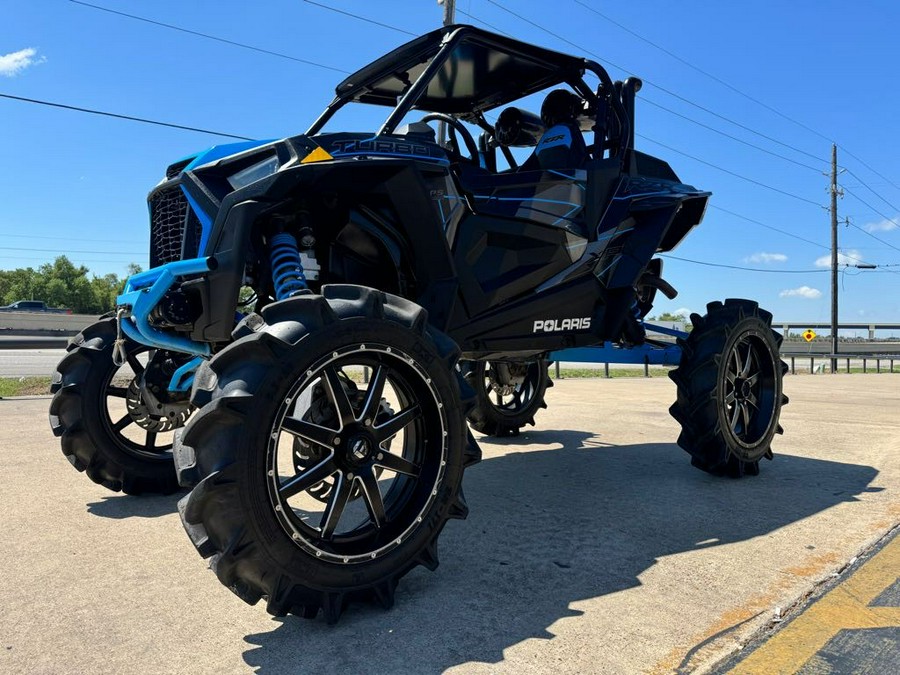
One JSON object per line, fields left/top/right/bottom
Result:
{"left": 649, "top": 312, "right": 689, "bottom": 322}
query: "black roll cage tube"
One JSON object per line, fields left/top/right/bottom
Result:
{"left": 305, "top": 28, "right": 633, "bottom": 163}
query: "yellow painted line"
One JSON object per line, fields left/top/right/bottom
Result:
{"left": 729, "top": 532, "right": 900, "bottom": 675}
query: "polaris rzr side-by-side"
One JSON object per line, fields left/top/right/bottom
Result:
{"left": 49, "top": 25, "right": 787, "bottom": 622}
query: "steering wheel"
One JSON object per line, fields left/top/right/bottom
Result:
{"left": 419, "top": 113, "right": 480, "bottom": 164}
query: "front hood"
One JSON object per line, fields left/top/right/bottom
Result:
{"left": 152, "top": 131, "right": 450, "bottom": 259}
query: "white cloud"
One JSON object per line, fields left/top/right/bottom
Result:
{"left": 863, "top": 216, "right": 899, "bottom": 232}
{"left": 672, "top": 307, "right": 692, "bottom": 317}
{"left": 814, "top": 249, "right": 864, "bottom": 267}
{"left": 779, "top": 286, "right": 822, "bottom": 299}
{"left": 0, "top": 48, "right": 45, "bottom": 77}
{"left": 744, "top": 252, "right": 787, "bottom": 264}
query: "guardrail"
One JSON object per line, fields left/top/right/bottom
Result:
{"left": 782, "top": 352, "right": 898, "bottom": 375}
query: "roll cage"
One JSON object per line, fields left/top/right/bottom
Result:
{"left": 305, "top": 24, "right": 634, "bottom": 165}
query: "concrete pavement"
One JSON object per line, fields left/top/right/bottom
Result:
{"left": 1, "top": 375, "right": 898, "bottom": 674}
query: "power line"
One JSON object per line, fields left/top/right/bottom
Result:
{"left": 710, "top": 205, "right": 882, "bottom": 270}
{"left": 641, "top": 98, "right": 822, "bottom": 172}
{"left": 483, "top": 0, "right": 827, "bottom": 166}
{"left": 842, "top": 168, "right": 900, "bottom": 216}
{"left": 0, "top": 255, "right": 143, "bottom": 266}
{"left": 569, "top": 0, "right": 900, "bottom": 194}
{"left": 840, "top": 146, "right": 900, "bottom": 194}
{"left": 709, "top": 206, "right": 829, "bottom": 251}
{"left": 637, "top": 134, "right": 822, "bottom": 207}
{"left": 455, "top": 7, "right": 511, "bottom": 36}
{"left": 0, "top": 246, "right": 144, "bottom": 256}
{"left": 570, "top": 1, "right": 835, "bottom": 146}
{"left": 301, "top": 0, "right": 417, "bottom": 37}
{"left": 69, "top": 1, "right": 350, "bottom": 74}
{"left": 658, "top": 253, "right": 827, "bottom": 274}
{"left": 0, "top": 232, "right": 144, "bottom": 244}
{"left": 0, "top": 93, "right": 254, "bottom": 141}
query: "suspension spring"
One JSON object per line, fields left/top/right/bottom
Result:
{"left": 270, "top": 233, "right": 308, "bottom": 300}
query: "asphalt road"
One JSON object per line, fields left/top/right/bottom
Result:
{"left": 1, "top": 375, "right": 898, "bottom": 673}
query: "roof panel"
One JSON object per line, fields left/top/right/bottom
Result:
{"left": 335, "top": 25, "right": 585, "bottom": 114}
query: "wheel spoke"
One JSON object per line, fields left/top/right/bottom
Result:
{"left": 729, "top": 402, "right": 741, "bottom": 432}
{"left": 746, "top": 392, "right": 759, "bottom": 409}
{"left": 145, "top": 430, "right": 157, "bottom": 449}
{"left": 113, "top": 414, "right": 134, "bottom": 432}
{"left": 740, "top": 402, "right": 752, "bottom": 432}
{"left": 360, "top": 365, "right": 388, "bottom": 422}
{"left": 375, "top": 451, "right": 420, "bottom": 477}
{"left": 358, "top": 469, "right": 386, "bottom": 528}
{"left": 724, "top": 391, "right": 736, "bottom": 405}
{"left": 729, "top": 347, "right": 742, "bottom": 382}
{"left": 281, "top": 417, "right": 337, "bottom": 449}
{"left": 107, "top": 386, "right": 129, "bottom": 399}
{"left": 279, "top": 455, "right": 337, "bottom": 500}
{"left": 739, "top": 342, "right": 754, "bottom": 377}
{"left": 323, "top": 366, "right": 355, "bottom": 426}
{"left": 319, "top": 473, "right": 353, "bottom": 540}
{"left": 747, "top": 373, "right": 760, "bottom": 387}
{"left": 373, "top": 404, "right": 422, "bottom": 443}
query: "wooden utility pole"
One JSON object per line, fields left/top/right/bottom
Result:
{"left": 830, "top": 144, "right": 839, "bottom": 374}
{"left": 437, "top": 1, "right": 455, "bottom": 146}
{"left": 440, "top": 0, "right": 456, "bottom": 25}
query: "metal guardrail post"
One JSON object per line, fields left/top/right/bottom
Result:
{"left": 846, "top": 358, "right": 850, "bottom": 374}
{"left": 877, "top": 359, "right": 881, "bottom": 373}
{"left": 363, "top": 366, "right": 370, "bottom": 384}
{"left": 810, "top": 356, "right": 815, "bottom": 374}
{"left": 863, "top": 358, "right": 867, "bottom": 373}
{"left": 791, "top": 356, "right": 795, "bottom": 374}
{"left": 604, "top": 362, "right": 609, "bottom": 378}
{"left": 555, "top": 361, "right": 560, "bottom": 379}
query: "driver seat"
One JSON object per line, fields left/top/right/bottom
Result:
{"left": 532, "top": 89, "right": 588, "bottom": 170}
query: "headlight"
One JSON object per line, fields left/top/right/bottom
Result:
{"left": 227, "top": 155, "right": 279, "bottom": 190}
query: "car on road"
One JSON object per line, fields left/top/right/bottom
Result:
{"left": 0, "top": 300, "right": 72, "bottom": 314}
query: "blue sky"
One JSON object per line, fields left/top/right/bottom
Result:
{"left": 3, "top": 0, "right": 900, "bottom": 324}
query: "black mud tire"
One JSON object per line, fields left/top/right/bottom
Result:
{"left": 668, "top": 299, "right": 788, "bottom": 477}
{"left": 464, "top": 360, "right": 552, "bottom": 437}
{"left": 48, "top": 319, "right": 183, "bottom": 495}
{"left": 175, "top": 285, "right": 480, "bottom": 622}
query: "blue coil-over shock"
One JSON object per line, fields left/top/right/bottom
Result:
{"left": 270, "top": 233, "right": 308, "bottom": 300}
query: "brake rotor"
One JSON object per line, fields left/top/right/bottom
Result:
{"left": 124, "top": 378, "right": 191, "bottom": 432}
{"left": 292, "top": 378, "right": 394, "bottom": 503}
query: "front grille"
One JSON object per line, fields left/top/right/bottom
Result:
{"left": 148, "top": 187, "right": 203, "bottom": 267}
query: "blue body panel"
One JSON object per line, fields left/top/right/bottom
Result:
{"left": 116, "top": 257, "right": 214, "bottom": 358}
{"left": 182, "top": 140, "right": 274, "bottom": 252}
{"left": 551, "top": 323, "right": 688, "bottom": 365}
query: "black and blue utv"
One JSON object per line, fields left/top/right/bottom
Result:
{"left": 49, "top": 25, "right": 787, "bottom": 622}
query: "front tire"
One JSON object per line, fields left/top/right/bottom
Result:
{"left": 668, "top": 299, "right": 788, "bottom": 477}
{"left": 175, "top": 286, "right": 480, "bottom": 622}
{"left": 48, "top": 319, "right": 191, "bottom": 494}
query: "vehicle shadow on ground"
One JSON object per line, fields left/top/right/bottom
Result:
{"left": 86, "top": 492, "right": 182, "bottom": 519}
{"left": 242, "top": 430, "right": 879, "bottom": 674}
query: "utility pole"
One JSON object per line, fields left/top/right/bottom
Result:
{"left": 439, "top": 0, "right": 456, "bottom": 25}
{"left": 830, "top": 144, "right": 839, "bottom": 374}
{"left": 436, "top": 1, "right": 455, "bottom": 146}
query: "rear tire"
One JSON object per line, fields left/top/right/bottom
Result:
{"left": 48, "top": 319, "right": 190, "bottom": 494}
{"left": 175, "top": 286, "right": 480, "bottom": 622}
{"left": 668, "top": 299, "right": 788, "bottom": 477}
{"left": 465, "top": 359, "right": 551, "bottom": 436}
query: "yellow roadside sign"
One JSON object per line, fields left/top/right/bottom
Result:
{"left": 803, "top": 329, "right": 817, "bottom": 342}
